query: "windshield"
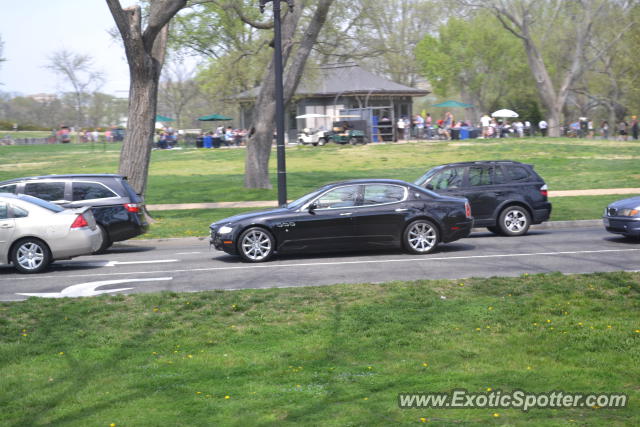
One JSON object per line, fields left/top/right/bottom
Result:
{"left": 414, "top": 167, "right": 443, "bottom": 187}
{"left": 17, "top": 194, "right": 64, "bottom": 212}
{"left": 286, "top": 185, "right": 332, "bottom": 210}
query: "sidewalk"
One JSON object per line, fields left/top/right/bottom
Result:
{"left": 147, "top": 188, "right": 640, "bottom": 211}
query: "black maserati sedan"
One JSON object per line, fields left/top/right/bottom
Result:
{"left": 210, "top": 179, "right": 473, "bottom": 262}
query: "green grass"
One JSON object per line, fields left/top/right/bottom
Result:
{"left": 1, "top": 272, "right": 638, "bottom": 425}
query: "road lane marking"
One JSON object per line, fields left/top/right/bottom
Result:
{"left": 2, "top": 247, "right": 639, "bottom": 282}
{"left": 176, "top": 252, "right": 202, "bottom": 255}
{"left": 105, "top": 259, "right": 178, "bottom": 267}
{"left": 16, "top": 277, "right": 173, "bottom": 298}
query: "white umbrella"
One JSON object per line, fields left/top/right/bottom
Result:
{"left": 295, "top": 113, "right": 330, "bottom": 119}
{"left": 491, "top": 109, "right": 519, "bottom": 118}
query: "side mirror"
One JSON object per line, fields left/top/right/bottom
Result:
{"left": 308, "top": 202, "right": 318, "bottom": 213}
{"left": 425, "top": 183, "right": 434, "bottom": 190}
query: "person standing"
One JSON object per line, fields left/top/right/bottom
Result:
{"left": 538, "top": 119, "right": 548, "bottom": 137}
{"left": 396, "top": 117, "right": 406, "bottom": 141}
{"left": 631, "top": 116, "right": 639, "bottom": 140}
{"left": 413, "top": 114, "right": 424, "bottom": 140}
{"left": 480, "top": 113, "right": 491, "bottom": 138}
{"left": 617, "top": 120, "right": 628, "bottom": 141}
{"left": 425, "top": 113, "right": 433, "bottom": 139}
{"left": 601, "top": 121, "right": 609, "bottom": 139}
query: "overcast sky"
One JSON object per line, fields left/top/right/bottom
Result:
{"left": 0, "top": 0, "right": 138, "bottom": 97}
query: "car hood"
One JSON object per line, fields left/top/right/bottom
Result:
{"left": 211, "top": 207, "right": 291, "bottom": 228}
{"left": 609, "top": 196, "right": 640, "bottom": 210}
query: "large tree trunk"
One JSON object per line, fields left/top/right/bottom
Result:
{"left": 106, "top": 0, "right": 186, "bottom": 195}
{"left": 244, "top": 0, "right": 335, "bottom": 189}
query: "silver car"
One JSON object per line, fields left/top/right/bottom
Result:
{"left": 0, "top": 193, "right": 102, "bottom": 273}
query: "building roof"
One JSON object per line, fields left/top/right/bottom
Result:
{"left": 236, "top": 63, "right": 429, "bottom": 100}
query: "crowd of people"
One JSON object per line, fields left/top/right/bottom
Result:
{"left": 197, "top": 126, "right": 248, "bottom": 149}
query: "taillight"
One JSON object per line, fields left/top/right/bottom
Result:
{"left": 124, "top": 203, "right": 140, "bottom": 213}
{"left": 71, "top": 214, "right": 89, "bottom": 228}
{"left": 540, "top": 184, "right": 548, "bottom": 198}
{"left": 465, "top": 202, "right": 472, "bottom": 219}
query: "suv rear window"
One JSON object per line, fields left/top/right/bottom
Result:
{"left": 0, "top": 184, "right": 16, "bottom": 194}
{"left": 24, "top": 182, "right": 66, "bottom": 201}
{"left": 505, "top": 165, "right": 530, "bottom": 182}
{"left": 72, "top": 182, "right": 117, "bottom": 201}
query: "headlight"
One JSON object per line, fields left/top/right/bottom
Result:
{"left": 219, "top": 225, "right": 234, "bottom": 234}
{"left": 619, "top": 208, "right": 640, "bottom": 217}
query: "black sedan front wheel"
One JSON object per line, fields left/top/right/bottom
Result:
{"left": 238, "top": 227, "right": 275, "bottom": 262}
{"left": 403, "top": 219, "right": 439, "bottom": 254}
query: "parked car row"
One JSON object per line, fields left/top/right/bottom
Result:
{"left": 1, "top": 160, "right": 637, "bottom": 272}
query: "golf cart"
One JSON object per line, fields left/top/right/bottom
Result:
{"left": 298, "top": 127, "right": 330, "bottom": 146}
{"left": 328, "top": 118, "right": 368, "bottom": 145}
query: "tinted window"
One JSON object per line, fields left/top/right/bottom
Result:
{"left": 0, "top": 184, "right": 17, "bottom": 194}
{"left": 494, "top": 166, "right": 507, "bottom": 184}
{"left": 468, "top": 166, "right": 493, "bottom": 186}
{"left": 362, "top": 184, "right": 405, "bottom": 205}
{"left": 316, "top": 185, "right": 359, "bottom": 209}
{"left": 430, "top": 167, "right": 465, "bottom": 190}
{"left": 0, "top": 202, "right": 7, "bottom": 219}
{"left": 72, "top": 182, "right": 117, "bottom": 201}
{"left": 13, "top": 205, "right": 29, "bottom": 218}
{"left": 505, "top": 165, "right": 530, "bottom": 182}
{"left": 24, "top": 182, "right": 66, "bottom": 201}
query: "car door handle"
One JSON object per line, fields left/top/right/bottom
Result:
{"left": 0, "top": 223, "right": 13, "bottom": 229}
{"left": 339, "top": 212, "right": 353, "bottom": 216}
{"left": 395, "top": 208, "right": 408, "bottom": 212}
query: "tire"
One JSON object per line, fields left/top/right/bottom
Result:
{"left": 93, "top": 225, "right": 112, "bottom": 254}
{"left": 11, "top": 238, "right": 52, "bottom": 274}
{"left": 318, "top": 138, "right": 327, "bottom": 146}
{"left": 312, "top": 142, "right": 318, "bottom": 146}
{"left": 237, "top": 227, "right": 275, "bottom": 262}
{"left": 349, "top": 137, "right": 358, "bottom": 145}
{"left": 497, "top": 206, "right": 531, "bottom": 236}
{"left": 403, "top": 219, "right": 439, "bottom": 254}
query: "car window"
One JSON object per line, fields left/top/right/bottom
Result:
{"left": 72, "top": 182, "right": 118, "bottom": 201}
{"left": 0, "top": 184, "right": 17, "bottom": 194}
{"left": 494, "top": 166, "right": 507, "bottom": 184}
{"left": 315, "top": 185, "right": 359, "bottom": 209}
{"left": 362, "top": 184, "right": 405, "bottom": 205}
{"left": 0, "top": 202, "right": 7, "bottom": 219}
{"left": 12, "top": 205, "right": 29, "bottom": 218}
{"left": 24, "top": 182, "right": 66, "bottom": 201}
{"left": 430, "top": 167, "right": 465, "bottom": 190}
{"left": 468, "top": 166, "right": 493, "bottom": 187}
{"left": 505, "top": 165, "right": 530, "bottom": 182}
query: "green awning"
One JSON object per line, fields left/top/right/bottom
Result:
{"left": 197, "top": 114, "right": 233, "bottom": 121}
{"left": 155, "top": 114, "right": 175, "bottom": 122}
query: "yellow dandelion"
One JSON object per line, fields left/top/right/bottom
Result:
{"left": 634, "top": 329, "right": 640, "bottom": 333}
{"left": 527, "top": 366, "right": 532, "bottom": 370}
{"left": 21, "top": 333, "right": 27, "bottom": 337}
{"left": 152, "top": 351, "right": 158, "bottom": 355}
{"left": 493, "top": 413, "right": 500, "bottom": 417}
{"left": 153, "top": 307, "right": 159, "bottom": 312}
{"left": 546, "top": 319, "right": 551, "bottom": 323}
{"left": 22, "top": 329, "right": 27, "bottom": 332}
{"left": 110, "top": 424, "right": 116, "bottom": 427}
{"left": 187, "top": 354, "right": 193, "bottom": 358}
{"left": 458, "top": 283, "right": 464, "bottom": 286}
{"left": 296, "top": 384, "right": 301, "bottom": 388}
{"left": 578, "top": 322, "right": 583, "bottom": 326}
{"left": 367, "top": 366, "right": 373, "bottom": 370}
{"left": 58, "top": 352, "right": 64, "bottom": 356}
{"left": 607, "top": 325, "right": 612, "bottom": 329}
{"left": 488, "top": 306, "right": 493, "bottom": 311}
{"left": 224, "top": 395, "right": 230, "bottom": 399}
{"left": 363, "top": 397, "right": 368, "bottom": 400}
{"left": 533, "top": 322, "right": 538, "bottom": 326}
{"left": 420, "top": 417, "right": 428, "bottom": 423}
{"left": 486, "top": 387, "right": 492, "bottom": 392}
{"left": 422, "top": 362, "right": 429, "bottom": 367}
{"left": 196, "top": 391, "right": 202, "bottom": 395}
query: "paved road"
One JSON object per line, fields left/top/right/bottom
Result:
{"left": 1, "top": 226, "right": 638, "bottom": 301}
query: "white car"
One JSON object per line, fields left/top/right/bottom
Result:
{"left": 0, "top": 193, "right": 102, "bottom": 273}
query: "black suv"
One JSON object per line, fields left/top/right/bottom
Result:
{"left": 0, "top": 174, "right": 148, "bottom": 251}
{"left": 414, "top": 161, "right": 551, "bottom": 236}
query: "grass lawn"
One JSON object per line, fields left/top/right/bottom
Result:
{"left": 1, "top": 272, "right": 638, "bottom": 425}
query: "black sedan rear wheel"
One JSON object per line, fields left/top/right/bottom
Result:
{"left": 238, "top": 227, "right": 275, "bottom": 262}
{"left": 403, "top": 220, "right": 439, "bottom": 254}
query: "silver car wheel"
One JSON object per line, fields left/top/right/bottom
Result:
{"left": 503, "top": 209, "right": 527, "bottom": 233}
{"left": 407, "top": 222, "right": 437, "bottom": 253}
{"left": 240, "top": 229, "right": 273, "bottom": 261}
{"left": 16, "top": 242, "right": 46, "bottom": 271}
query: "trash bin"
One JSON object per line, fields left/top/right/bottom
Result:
{"left": 460, "top": 128, "right": 469, "bottom": 140}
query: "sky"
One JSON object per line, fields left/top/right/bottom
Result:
{"left": 0, "top": 0, "right": 138, "bottom": 97}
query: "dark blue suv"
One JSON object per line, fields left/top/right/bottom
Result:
{"left": 415, "top": 161, "right": 552, "bottom": 236}
{"left": 0, "top": 174, "right": 148, "bottom": 252}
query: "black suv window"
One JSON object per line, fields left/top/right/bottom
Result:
{"left": 430, "top": 167, "right": 465, "bottom": 190}
{"left": 24, "top": 182, "right": 66, "bottom": 201}
{"left": 73, "top": 182, "right": 117, "bottom": 201}
{"left": 505, "top": 165, "right": 530, "bottom": 182}
{"left": 468, "top": 166, "right": 493, "bottom": 187}
{"left": 362, "top": 184, "right": 405, "bottom": 205}
{"left": 0, "top": 184, "right": 16, "bottom": 194}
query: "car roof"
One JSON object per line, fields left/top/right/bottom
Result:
{"left": 0, "top": 174, "right": 125, "bottom": 184}
{"left": 326, "top": 178, "right": 410, "bottom": 186}
{"left": 433, "top": 160, "right": 528, "bottom": 167}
